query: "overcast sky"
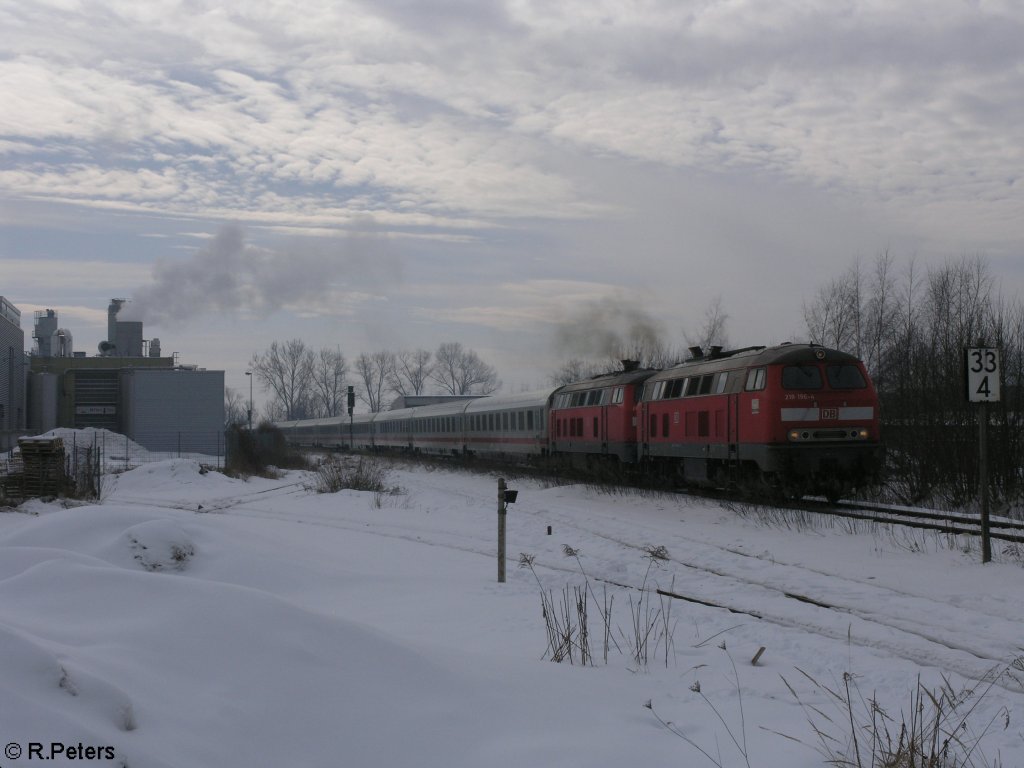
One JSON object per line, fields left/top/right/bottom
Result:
{"left": 3, "top": 0, "right": 1023, "bottom": 403}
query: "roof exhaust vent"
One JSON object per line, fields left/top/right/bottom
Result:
{"left": 621, "top": 359, "right": 640, "bottom": 372}
{"left": 688, "top": 346, "right": 704, "bottom": 360}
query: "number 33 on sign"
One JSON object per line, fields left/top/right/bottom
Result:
{"left": 965, "top": 347, "right": 1001, "bottom": 403}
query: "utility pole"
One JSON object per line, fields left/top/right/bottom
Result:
{"left": 498, "top": 478, "right": 507, "bottom": 583}
{"left": 496, "top": 479, "right": 518, "bottom": 583}
{"left": 245, "top": 371, "right": 253, "bottom": 431}
{"left": 347, "top": 385, "right": 355, "bottom": 450}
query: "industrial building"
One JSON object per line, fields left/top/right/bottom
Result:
{"left": 1, "top": 297, "right": 225, "bottom": 456}
{"left": 1, "top": 297, "right": 27, "bottom": 450}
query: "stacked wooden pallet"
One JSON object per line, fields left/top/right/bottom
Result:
{"left": 17, "top": 436, "right": 66, "bottom": 497}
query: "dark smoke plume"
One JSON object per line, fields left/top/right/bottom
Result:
{"left": 553, "top": 297, "right": 673, "bottom": 368}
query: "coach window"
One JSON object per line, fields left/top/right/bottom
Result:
{"left": 782, "top": 365, "right": 823, "bottom": 390}
{"left": 698, "top": 374, "right": 714, "bottom": 395}
{"left": 715, "top": 373, "right": 728, "bottom": 394}
{"left": 502, "top": 413, "right": 509, "bottom": 430}
{"left": 612, "top": 387, "right": 624, "bottom": 405}
{"left": 527, "top": 410, "right": 534, "bottom": 431}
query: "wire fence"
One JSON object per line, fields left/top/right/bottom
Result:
{"left": 66, "top": 431, "right": 226, "bottom": 474}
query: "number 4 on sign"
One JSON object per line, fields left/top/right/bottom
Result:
{"left": 965, "top": 347, "right": 1001, "bottom": 403}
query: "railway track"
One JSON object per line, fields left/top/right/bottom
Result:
{"left": 795, "top": 498, "right": 1024, "bottom": 543}
{"left": 337, "top": 451, "right": 1024, "bottom": 543}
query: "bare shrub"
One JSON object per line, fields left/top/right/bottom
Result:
{"left": 310, "top": 456, "right": 395, "bottom": 495}
{"left": 519, "top": 546, "right": 676, "bottom": 669}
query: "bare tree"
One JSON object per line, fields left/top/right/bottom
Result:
{"left": 389, "top": 349, "right": 434, "bottom": 396}
{"left": 803, "top": 263, "right": 863, "bottom": 353}
{"left": 861, "top": 250, "right": 900, "bottom": 389}
{"left": 250, "top": 339, "right": 314, "bottom": 420}
{"left": 224, "top": 387, "right": 247, "bottom": 426}
{"left": 684, "top": 296, "right": 731, "bottom": 356}
{"left": 355, "top": 350, "right": 396, "bottom": 412}
{"left": 311, "top": 347, "right": 349, "bottom": 417}
{"left": 432, "top": 342, "right": 501, "bottom": 395}
{"left": 548, "top": 358, "right": 606, "bottom": 386}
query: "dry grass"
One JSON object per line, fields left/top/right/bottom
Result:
{"left": 777, "top": 662, "right": 1018, "bottom": 768}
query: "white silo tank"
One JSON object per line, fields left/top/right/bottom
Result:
{"left": 51, "top": 328, "right": 74, "bottom": 357}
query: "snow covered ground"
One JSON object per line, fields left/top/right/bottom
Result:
{"left": 1, "top": 451, "right": 1023, "bottom": 767}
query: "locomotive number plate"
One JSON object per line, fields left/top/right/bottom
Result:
{"left": 821, "top": 408, "right": 839, "bottom": 420}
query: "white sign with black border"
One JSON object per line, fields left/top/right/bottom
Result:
{"left": 965, "top": 347, "right": 1001, "bottom": 403}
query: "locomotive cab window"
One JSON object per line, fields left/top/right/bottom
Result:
{"left": 826, "top": 364, "right": 867, "bottom": 389}
{"left": 782, "top": 365, "right": 823, "bottom": 390}
{"left": 745, "top": 367, "right": 766, "bottom": 391}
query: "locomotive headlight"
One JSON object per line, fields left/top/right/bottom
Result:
{"left": 858, "top": 428, "right": 869, "bottom": 439}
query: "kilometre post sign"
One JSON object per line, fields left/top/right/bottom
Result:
{"left": 965, "top": 347, "right": 1001, "bottom": 403}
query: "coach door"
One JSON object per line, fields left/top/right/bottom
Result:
{"left": 638, "top": 400, "right": 650, "bottom": 458}
{"left": 727, "top": 393, "right": 740, "bottom": 470}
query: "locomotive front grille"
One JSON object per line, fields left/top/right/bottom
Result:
{"left": 788, "top": 428, "right": 870, "bottom": 442}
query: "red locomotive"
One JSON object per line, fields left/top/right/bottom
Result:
{"left": 277, "top": 342, "right": 883, "bottom": 499}
{"left": 635, "top": 343, "right": 881, "bottom": 498}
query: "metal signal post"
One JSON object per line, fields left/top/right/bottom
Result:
{"left": 347, "top": 385, "right": 355, "bottom": 451}
{"left": 965, "top": 344, "right": 1001, "bottom": 563}
{"left": 497, "top": 478, "right": 518, "bottom": 583}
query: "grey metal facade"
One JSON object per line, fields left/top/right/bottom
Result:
{"left": 120, "top": 368, "right": 225, "bottom": 455}
{"left": 1, "top": 297, "right": 26, "bottom": 446}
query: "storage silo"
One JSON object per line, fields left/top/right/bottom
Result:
{"left": 33, "top": 309, "right": 59, "bottom": 357}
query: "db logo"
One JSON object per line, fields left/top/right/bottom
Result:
{"left": 822, "top": 408, "right": 839, "bottom": 420}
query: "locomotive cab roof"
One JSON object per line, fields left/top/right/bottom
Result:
{"left": 646, "top": 342, "right": 863, "bottom": 383}
{"left": 557, "top": 367, "right": 658, "bottom": 393}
